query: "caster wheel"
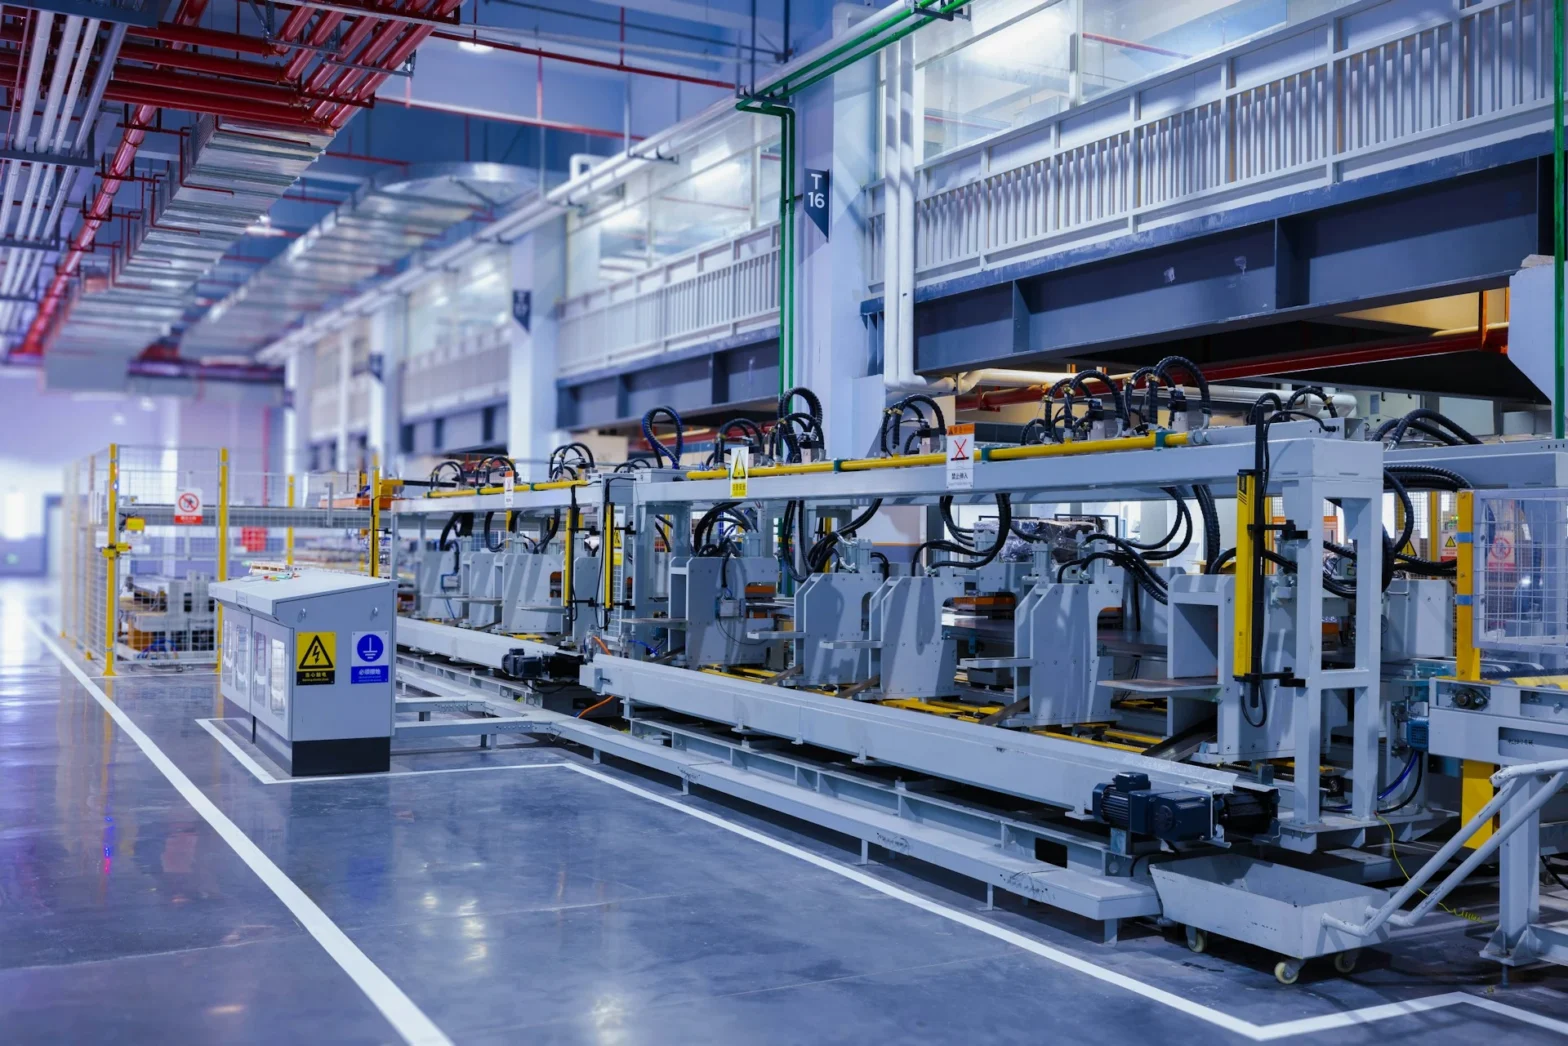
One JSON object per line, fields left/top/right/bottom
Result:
{"left": 1332, "top": 950, "right": 1360, "bottom": 975}
{"left": 1185, "top": 926, "right": 1208, "bottom": 954}
{"left": 1274, "top": 960, "right": 1301, "bottom": 986}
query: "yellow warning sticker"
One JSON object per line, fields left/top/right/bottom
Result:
{"left": 296, "top": 631, "right": 336, "bottom": 686}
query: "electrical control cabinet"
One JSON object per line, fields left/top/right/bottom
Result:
{"left": 212, "top": 570, "right": 396, "bottom": 776}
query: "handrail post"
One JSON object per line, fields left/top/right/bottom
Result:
{"left": 102, "top": 444, "right": 118, "bottom": 677}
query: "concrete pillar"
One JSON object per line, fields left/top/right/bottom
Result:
{"left": 367, "top": 297, "right": 406, "bottom": 475}
{"left": 334, "top": 331, "right": 351, "bottom": 473}
{"left": 507, "top": 217, "right": 566, "bottom": 481}
{"left": 283, "top": 346, "right": 314, "bottom": 478}
{"left": 795, "top": 7, "right": 884, "bottom": 459}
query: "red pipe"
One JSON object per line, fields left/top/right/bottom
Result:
{"left": 335, "top": 1, "right": 466, "bottom": 124}
{"left": 102, "top": 82, "right": 330, "bottom": 130}
{"left": 1081, "top": 32, "right": 1190, "bottom": 59}
{"left": 127, "top": 24, "right": 284, "bottom": 56}
{"left": 312, "top": 1, "right": 432, "bottom": 125}
{"left": 325, "top": 148, "right": 407, "bottom": 166}
{"left": 118, "top": 42, "right": 292, "bottom": 84}
{"left": 284, "top": 12, "right": 345, "bottom": 81}
{"left": 110, "top": 65, "right": 320, "bottom": 107}
{"left": 427, "top": 30, "right": 735, "bottom": 90}
{"left": 18, "top": 0, "right": 211, "bottom": 357}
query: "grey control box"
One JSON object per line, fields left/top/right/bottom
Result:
{"left": 212, "top": 570, "right": 396, "bottom": 776}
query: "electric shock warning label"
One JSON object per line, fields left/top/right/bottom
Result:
{"left": 296, "top": 631, "right": 336, "bottom": 686}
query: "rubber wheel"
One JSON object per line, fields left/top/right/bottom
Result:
{"left": 1332, "top": 950, "right": 1360, "bottom": 975}
{"left": 1185, "top": 927, "right": 1208, "bottom": 954}
{"left": 1275, "top": 960, "right": 1301, "bottom": 986}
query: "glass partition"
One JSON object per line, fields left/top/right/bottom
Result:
{"left": 566, "top": 114, "right": 779, "bottom": 296}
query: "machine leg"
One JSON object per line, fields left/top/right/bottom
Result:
{"left": 478, "top": 734, "right": 490, "bottom": 750}
{"left": 1103, "top": 919, "right": 1119, "bottom": 945}
{"left": 983, "top": 884, "right": 995, "bottom": 911}
{"left": 858, "top": 839, "right": 870, "bottom": 866}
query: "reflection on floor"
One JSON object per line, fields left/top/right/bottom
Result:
{"left": 4, "top": 579, "right": 1568, "bottom": 1044}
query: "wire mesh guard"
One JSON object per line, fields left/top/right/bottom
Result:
{"left": 1475, "top": 489, "right": 1568, "bottom": 657}
{"left": 60, "top": 445, "right": 386, "bottom": 671}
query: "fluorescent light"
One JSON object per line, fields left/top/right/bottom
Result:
{"left": 459, "top": 40, "right": 494, "bottom": 53}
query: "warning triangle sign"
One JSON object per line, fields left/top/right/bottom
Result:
{"left": 301, "top": 635, "right": 334, "bottom": 667}
{"left": 295, "top": 631, "right": 336, "bottom": 685}
{"left": 1444, "top": 535, "right": 1457, "bottom": 549}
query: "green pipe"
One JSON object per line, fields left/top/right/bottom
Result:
{"left": 1556, "top": 0, "right": 1564, "bottom": 438}
{"left": 784, "top": 0, "right": 970, "bottom": 99}
{"left": 739, "top": 0, "right": 966, "bottom": 394}
{"left": 760, "top": 0, "right": 942, "bottom": 98}
{"left": 739, "top": 98, "right": 797, "bottom": 393}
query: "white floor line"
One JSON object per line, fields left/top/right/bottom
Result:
{"left": 563, "top": 762, "right": 1568, "bottom": 1041}
{"left": 195, "top": 718, "right": 569, "bottom": 785}
{"left": 30, "top": 623, "right": 452, "bottom": 1046}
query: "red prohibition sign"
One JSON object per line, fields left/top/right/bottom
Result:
{"left": 177, "top": 492, "right": 200, "bottom": 513}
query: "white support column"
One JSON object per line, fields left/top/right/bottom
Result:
{"left": 797, "top": 6, "right": 884, "bottom": 459}
{"left": 283, "top": 347, "right": 314, "bottom": 478}
{"left": 507, "top": 217, "right": 566, "bottom": 481}
{"left": 334, "top": 332, "right": 351, "bottom": 473}
{"left": 367, "top": 297, "right": 406, "bottom": 475}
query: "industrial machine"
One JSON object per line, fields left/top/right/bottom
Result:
{"left": 212, "top": 568, "right": 397, "bottom": 775}
{"left": 379, "top": 379, "right": 1568, "bottom": 983}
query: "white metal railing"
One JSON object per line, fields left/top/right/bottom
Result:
{"left": 556, "top": 224, "right": 780, "bottom": 376}
{"left": 401, "top": 322, "right": 511, "bottom": 419}
{"left": 869, "top": 0, "right": 1552, "bottom": 290}
{"left": 308, "top": 386, "right": 337, "bottom": 442}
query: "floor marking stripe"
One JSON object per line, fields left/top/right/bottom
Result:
{"left": 196, "top": 718, "right": 568, "bottom": 785}
{"left": 563, "top": 762, "right": 1568, "bottom": 1041}
{"left": 32, "top": 624, "right": 452, "bottom": 1046}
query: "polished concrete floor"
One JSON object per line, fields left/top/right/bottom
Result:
{"left": 5, "top": 579, "right": 1568, "bottom": 1044}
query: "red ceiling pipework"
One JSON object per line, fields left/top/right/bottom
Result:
{"left": 127, "top": 24, "right": 284, "bottom": 56}
{"left": 17, "top": 0, "right": 211, "bottom": 357}
{"left": 117, "top": 42, "right": 292, "bottom": 84}
{"left": 427, "top": 30, "right": 737, "bottom": 90}
{"left": 311, "top": 0, "right": 440, "bottom": 126}
{"left": 102, "top": 82, "right": 333, "bottom": 131}
{"left": 954, "top": 328, "right": 1509, "bottom": 412}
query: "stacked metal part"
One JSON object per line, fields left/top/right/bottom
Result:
{"left": 0, "top": 15, "right": 120, "bottom": 344}
{"left": 181, "top": 162, "right": 537, "bottom": 358}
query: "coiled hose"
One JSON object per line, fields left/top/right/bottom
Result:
{"left": 641, "top": 406, "right": 685, "bottom": 469}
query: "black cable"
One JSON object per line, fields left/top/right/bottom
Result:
{"left": 915, "top": 494, "right": 1010, "bottom": 572}
{"left": 481, "top": 511, "right": 504, "bottom": 553}
{"left": 1285, "top": 387, "right": 1337, "bottom": 418}
{"left": 641, "top": 406, "right": 685, "bottom": 468}
{"left": 429, "top": 459, "right": 466, "bottom": 489}
{"left": 1194, "top": 484, "right": 1222, "bottom": 568}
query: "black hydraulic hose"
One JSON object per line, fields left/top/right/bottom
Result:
{"left": 1194, "top": 483, "right": 1222, "bottom": 568}
{"left": 1285, "top": 387, "right": 1337, "bottom": 418}
{"left": 1385, "top": 463, "right": 1467, "bottom": 491}
{"left": 1382, "top": 408, "right": 1484, "bottom": 446}
{"left": 1154, "top": 355, "right": 1213, "bottom": 419}
{"left": 430, "top": 459, "right": 466, "bottom": 489}
{"left": 1121, "top": 487, "right": 1191, "bottom": 552}
{"left": 779, "top": 386, "right": 822, "bottom": 426}
{"left": 641, "top": 406, "right": 685, "bottom": 468}
{"left": 939, "top": 495, "right": 974, "bottom": 543}
{"left": 778, "top": 500, "right": 810, "bottom": 582}
{"left": 1020, "top": 417, "right": 1051, "bottom": 446}
{"left": 924, "top": 493, "right": 1010, "bottom": 571}
{"left": 1069, "top": 369, "right": 1130, "bottom": 429}
{"left": 1125, "top": 367, "right": 1169, "bottom": 430}
{"left": 482, "top": 511, "right": 504, "bottom": 553}
{"left": 870, "top": 551, "right": 890, "bottom": 578}
{"left": 806, "top": 499, "right": 883, "bottom": 572}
